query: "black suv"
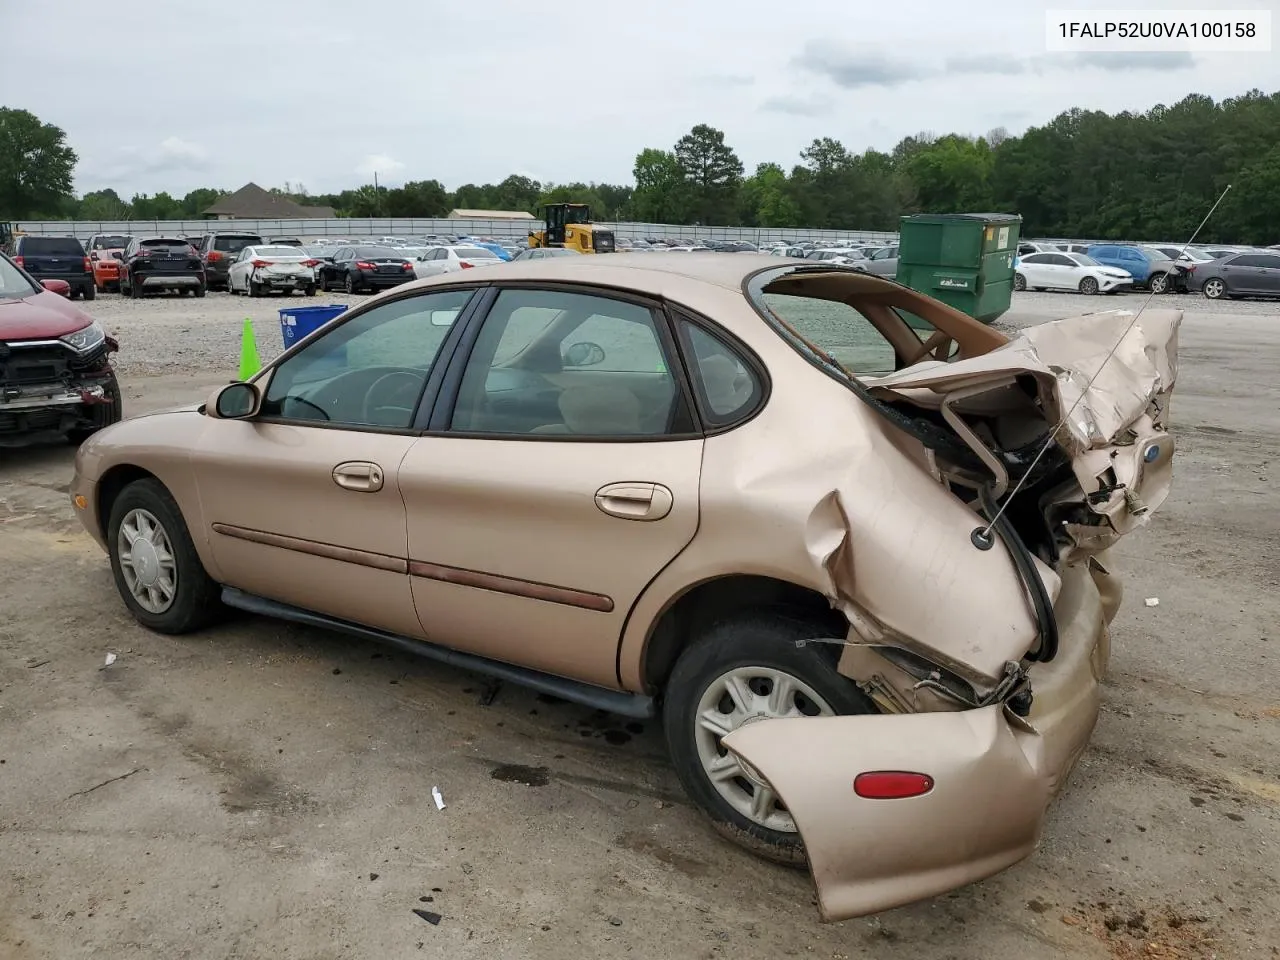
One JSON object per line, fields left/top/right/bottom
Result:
{"left": 195, "top": 232, "right": 264, "bottom": 290}
{"left": 5, "top": 236, "right": 95, "bottom": 300}
{"left": 120, "top": 237, "right": 207, "bottom": 298}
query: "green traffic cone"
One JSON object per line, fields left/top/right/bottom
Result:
{"left": 238, "top": 318, "right": 261, "bottom": 381}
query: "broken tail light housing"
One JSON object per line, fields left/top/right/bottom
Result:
{"left": 853, "top": 771, "right": 934, "bottom": 799}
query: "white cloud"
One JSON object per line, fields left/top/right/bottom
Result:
{"left": 355, "top": 154, "right": 405, "bottom": 177}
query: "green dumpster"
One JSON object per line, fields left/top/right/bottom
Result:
{"left": 895, "top": 213, "right": 1022, "bottom": 324}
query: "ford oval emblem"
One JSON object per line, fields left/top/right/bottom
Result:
{"left": 1144, "top": 444, "right": 1160, "bottom": 463}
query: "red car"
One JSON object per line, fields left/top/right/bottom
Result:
{"left": 0, "top": 252, "right": 121, "bottom": 447}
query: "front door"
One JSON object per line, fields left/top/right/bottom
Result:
{"left": 192, "top": 287, "right": 478, "bottom": 639}
{"left": 398, "top": 286, "right": 703, "bottom": 688}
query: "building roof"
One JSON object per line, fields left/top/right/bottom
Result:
{"left": 203, "top": 183, "right": 332, "bottom": 219}
{"left": 448, "top": 208, "right": 537, "bottom": 220}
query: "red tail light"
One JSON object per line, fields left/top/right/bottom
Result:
{"left": 853, "top": 771, "right": 934, "bottom": 799}
{"left": 13, "top": 256, "right": 24, "bottom": 267}
{"left": 302, "top": 259, "right": 320, "bottom": 267}
{"left": 402, "top": 262, "right": 413, "bottom": 271}
{"left": 207, "top": 251, "right": 223, "bottom": 262}
{"left": 251, "top": 259, "right": 269, "bottom": 268}
{"left": 459, "top": 261, "right": 474, "bottom": 269}
{"left": 354, "top": 260, "right": 376, "bottom": 270}
{"left": 83, "top": 257, "right": 92, "bottom": 272}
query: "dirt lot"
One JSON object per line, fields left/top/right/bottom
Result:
{"left": 1, "top": 287, "right": 1277, "bottom": 959}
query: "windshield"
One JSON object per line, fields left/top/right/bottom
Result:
{"left": 0, "top": 255, "right": 39, "bottom": 299}
{"left": 92, "top": 236, "right": 131, "bottom": 250}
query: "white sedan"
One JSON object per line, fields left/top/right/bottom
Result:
{"left": 412, "top": 245, "right": 505, "bottom": 279}
{"left": 227, "top": 245, "right": 319, "bottom": 297}
{"left": 1014, "top": 252, "right": 1133, "bottom": 295}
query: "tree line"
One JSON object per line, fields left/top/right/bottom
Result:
{"left": 2, "top": 89, "right": 1278, "bottom": 243}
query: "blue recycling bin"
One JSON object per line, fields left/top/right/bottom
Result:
{"left": 278, "top": 304, "right": 348, "bottom": 349}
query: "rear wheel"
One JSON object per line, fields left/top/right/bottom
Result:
{"left": 318, "top": 272, "right": 329, "bottom": 292}
{"left": 304, "top": 283, "right": 316, "bottom": 296}
{"left": 1013, "top": 272, "right": 1026, "bottom": 291}
{"left": 1202, "top": 277, "right": 1226, "bottom": 300}
{"left": 1078, "top": 275, "right": 1099, "bottom": 295}
{"left": 663, "top": 610, "right": 875, "bottom": 866}
{"left": 193, "top": 283, "right": 206, "bottom": 298}
{"left": 1148, "top": 271, "right": 1170, "bottom": 294}
{"left": 83, "top": 284, "right": 97, "bottom": 301}
{"left": 107, "top": 479, "right": 223, "bottom": 634}
{"left": 130, "top": 276, "right": 143, "bottom": 298}
{"left": 249, "top": 279, "right": 262, "bottom": 297}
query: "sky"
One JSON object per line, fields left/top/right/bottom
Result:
{"left": 6, "top": 0, "right": 1277, "bottom": 198}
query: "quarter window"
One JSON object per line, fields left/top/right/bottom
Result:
{"left": 449, "top": 288, "right": 682, "bottom": 436}
{"left": 261, "top": 289, "right": 472, "bottom": 428}
{"left": 680, "top": 320, "right": 762, "bottom": 424}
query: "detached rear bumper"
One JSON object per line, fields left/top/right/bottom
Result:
{"left": 722, "top": 564, "right": 1109, "bottom": 922}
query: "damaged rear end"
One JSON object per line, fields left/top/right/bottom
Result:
{"left": 730, "top": 269, "right": 1178, "bottom": 920}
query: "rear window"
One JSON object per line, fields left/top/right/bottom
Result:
{"left": 22, "top": 237, "right": 85, "bottom": 256}
{"left": 213, "top": 235, "right": 262, "bottom": 253}
{"left": 254, "top": 246, "right": 304, "bottom": 258}
{"left": 354, "top": 246, "right": 400, "bottom": 257}
{"left": 92, "top": 236, "right": 131, "bottom": 249}
{"left": 456, "top": 247, "right": 499, "bottom": 259}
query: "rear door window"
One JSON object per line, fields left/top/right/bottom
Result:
{"left": 762, "top": 293, "right": 897, "bottom": 376}
{"left": 678, "top": 319, "right": 762, "bottom": 425}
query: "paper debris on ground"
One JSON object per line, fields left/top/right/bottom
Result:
{"left": 1144, "top": 597, "right": 1160, "bottom": 607}
{"left": 104, "top": 652, "right": 117, "bottom": 666}
{"left": 431, "top": 786, "right": 445, "bottom": 810}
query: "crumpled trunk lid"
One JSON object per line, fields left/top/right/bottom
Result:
{"left": 862, "top": 308, "right": 1179, "bottom": 563}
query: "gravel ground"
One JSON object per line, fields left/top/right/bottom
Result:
{"left": 0, "top": 286, "right": 1277, "bottom": 959}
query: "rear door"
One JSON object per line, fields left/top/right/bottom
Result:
{"left": 397, "top": 285, "right": 703, "bottom": 688}
{"left": 1018, "top": 253, "right": 1050, "bottom": 287}
{"left": 1253, "top": 254, "right": 1280, "bottom": 295}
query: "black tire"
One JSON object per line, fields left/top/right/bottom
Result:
{"left": 1013, "top": 272, "right": 1026, "bottom": 291}
{"left": 67, "top": 370, "right": 123, "bottom": 445}
{"left": 249, "top": 280, "right": 262, "bottom": 298}
{"left": 318, "top": 272, "right": 329, "bottom": 293}
{"left": 304, "top": 283, "right": 316, "bottom": 296}
{"left": 1203, "top": 277, "right": 1226, "bottom": 300}
{"left": 106, "top": 478, "right": 223, "bottom": 634}
{"left": 1078, "top": 276, "right": 1099, "bottom": 296}
{"left": 344, "top": 273, "right": 356, "bottom": 294}
{"left": 1148, "top": 271, "right": 1169, "bottom": 294}
{"left": 663, "top": 610, "right": 875, "bottom": 867}
{"left": 83, "top": 284, "right": 96, "bottom": 301}
{"left": 129, "top": 276, "right": 143, "bottom": 298}
{"left": 193, "top": 283, "right": 206, "bottom": 298}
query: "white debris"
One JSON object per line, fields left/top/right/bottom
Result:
{"left": 431, "top": 786, "right": 445, "bottom": 810}
{"left": 1144, "top": 598, "right": 1160, "bottom": 607}
{"left": 104, "top": 652, "right": 117, "bottom": 666}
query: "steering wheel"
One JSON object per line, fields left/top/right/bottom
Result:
{"left": 361, "top": 370, "right": 425, "bottom": 424}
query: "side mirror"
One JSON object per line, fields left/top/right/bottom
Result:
{"left": 41, "top": 279, "right": 72, "bottom": 297}
{"left": 563, "top": 341, "right": 606, "bottom": 367}
{"left": 207, "top": 382, "right": 262, "bottom": 420}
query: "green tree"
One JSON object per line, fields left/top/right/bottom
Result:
{"left": 78, "top": 188, "right": 131, "bottom": 220}
{"left": 129, "top": 192, "right": 183, "bottom": 219}
{"left": 385, "top": 179, "right": 450, "bottom": 217}
{"left": 181, "top": 187, "right": 226, "bottom": 217}
{"left": 673, "top": 124, "right": 743, "bottom": 225}
{"left": 0, "top": 108, "right": 77, "bottom": 218}
{"left": 629, "top": 148, "right": 685, "bottom": 222}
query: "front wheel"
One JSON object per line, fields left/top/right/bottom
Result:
{"left": 1148, "top": 271, "right": 1169, "bottom": 294}
{"left": 67, "top": 370, "right": 123, "bottom": 445}
{"left": 1203, "top": 277, "right": 1226, "bottom": 300}
{"left": 663, "top": 611, "right": 875, "bottom": 866}
{"left": 106, "top": 478, "right": 223, "bottom": 634}
{"left": 1078, "top": 275, "right": 1099, "bottom": 296}
{"left": 1013, "top": 272, "right": 1026, "bottom": 292}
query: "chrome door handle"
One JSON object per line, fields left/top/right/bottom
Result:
{"left": 594, "top": 482, "right": 673, "bottom": 521}
{"left": 332, "top": 461, "right": 384, "bottom": 492}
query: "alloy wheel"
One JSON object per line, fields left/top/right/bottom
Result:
{"left": 693, "top": 666, "right": 835, "bottom": 833}
{"left": 116, "top": 508, "right": 178, "bottom": 614}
